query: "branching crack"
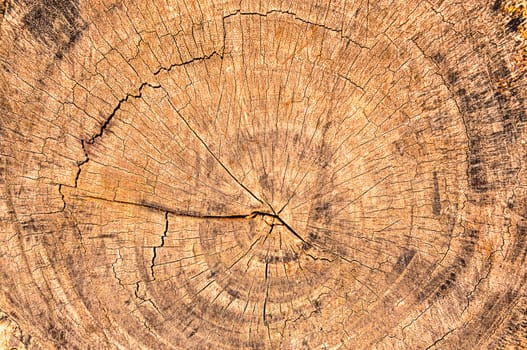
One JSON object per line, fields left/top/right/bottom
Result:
{"left": 150, "top": 211, "right": 169, "bottom": 280}
{"left": 74, "top": 140, "right": 89, "bottom": 188}
{"left": 86, "top": 82, "right": 161, "bottom": 145}
{"left": 74, "top": 51, "right": 220, "bottom": 188}
{"left": 87, "top": 51, "right": 220, "bottom": 147}
{"left": 67, "top": 6, "right": 372, "bottom": 201}
{"left": 73, "top": 192, "right": 308, "bottom": 243}
{"left": 134, "top": 282, "right": 162, "bottom": 314}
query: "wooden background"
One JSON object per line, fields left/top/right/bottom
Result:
{"left": 1, "top": 0, "right": 527, "bottom": 348}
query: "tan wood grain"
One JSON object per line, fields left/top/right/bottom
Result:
{"left": 1, "top": 0, "right": 527, "bottom": 348}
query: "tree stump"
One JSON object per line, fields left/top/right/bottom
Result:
{"left": 1, "top": 0, "right": 527, "bottom": 349}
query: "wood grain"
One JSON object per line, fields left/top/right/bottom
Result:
{"left": 1, "top": 0, "right": 526, "bottom": 348}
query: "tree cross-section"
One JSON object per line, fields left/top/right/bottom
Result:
{"left": 1, "top": 0, "right": 526, "bottom": 349}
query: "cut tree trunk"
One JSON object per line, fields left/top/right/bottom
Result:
{"left": 1, "top": 0, "right": 527, "bottom": 349}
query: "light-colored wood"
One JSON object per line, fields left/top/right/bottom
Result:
{"left": 1, "top": 0, "right": 527, "bottom": 348}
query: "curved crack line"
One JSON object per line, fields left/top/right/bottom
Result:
{"left": 223, "top": 9, "right": 369, "bottom": 49}
{"left": 73, "top": 52, "right": 220, "bottom": 189}
{"left": 63, "top": 9, "right": 379, "bottom": 271}
{"left": 71, "top": 8, "right": 368, "bottom": 208}
{"left": 87, "top": 51, "right": 221, "bottom": 147}
{"left": 86, "top": 82, "right": 162, "bottom": 145}
{"left": 76, "top": 59, "right": 268, "bottom": 216}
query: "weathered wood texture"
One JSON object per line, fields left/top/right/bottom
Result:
{"left": 1, "top": 0, "right": 527, "bottom": 349}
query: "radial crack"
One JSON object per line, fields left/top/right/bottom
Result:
{"left": 151, "top": 211, "right": 169, "bottom": 280}
{"left": 87, "top": 52, "right": 221, "bottom": 146}
{"left": 75, "top": 52, "right": 222, "bottom": 188}
{"left": 86, "top": 83, "right": 161, "bottom": 145}
{"left": 424, "top": 328, "right": 456, "bottom": 350}
{"left": 171, "top": 107, "right": 266, "bottom": 206}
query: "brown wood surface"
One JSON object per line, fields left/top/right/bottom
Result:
{"left": 1, "top": 0, "right": 527, "bottom": 349}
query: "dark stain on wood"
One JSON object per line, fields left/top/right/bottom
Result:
{"left": 492, "top": 0, "right": 502, "bottom": 11}
{"left": 506, "top": 17, "right": 524, "bottom": 33}
{"left": 432, "top": 171, "right": 441, "bottom": 216}
{"left": 312, "top": 202, "right": 332, "bottom": 224}
{"left": 417, "top": 229, "right": 477, "bottom": 302}
{"left": 446, "top": 70, "right": 459, "bottom": 84}
{"left": 432, "top": 52, "right": 444, "bottom": 64}
{"left": 468, "top": 137, "right": 490, "bottom": 192}
{"left": 188, "top": 327, "right": 198, "bottom": 338}
{"left": 511, "top": 222, "right": 527, "bottom": 263}
{"left": 393, "top": 248, "right": 416, "bottom": 275}
{"left": 263, "top": 250, "right": 299, "bottom": 264}
{"left": 21, "top": 0, "right": 86, "bottom": 59}
{"left": 226, "top": 287, "right": 241, "bottom": 299}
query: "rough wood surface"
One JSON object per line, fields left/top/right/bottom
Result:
{"left": 1, "top": 0, "right": 527, "bottom": 349}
